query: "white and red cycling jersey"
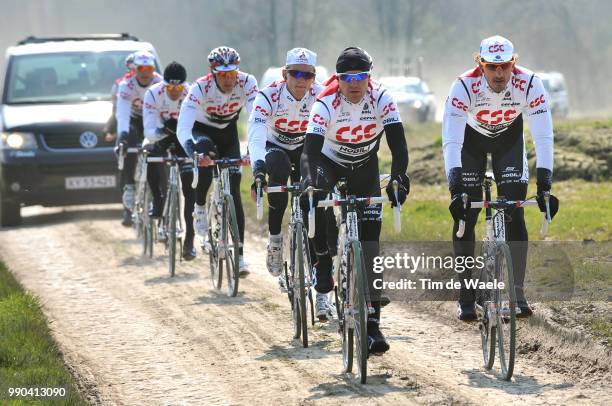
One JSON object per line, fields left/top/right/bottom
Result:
{"left": 442, "top": 65, "right": 554, "bottom": 174}
{"left": 116, "top": 72, "right": 162, "bottom": 134}
{"left": 306, "top": 79, "right": 401, "bottom": 167}
{"left": 143, "top": 81, "right": 189, "bottom": 143}
{"left": 248, "top": 79, "right": 324, "bottom": 164}
{"left": 110, "top": 71, "right": 135, "bottom": 100}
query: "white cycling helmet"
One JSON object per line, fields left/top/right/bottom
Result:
{"left": 132, "top": 50, "right": 155, "bottom": 67}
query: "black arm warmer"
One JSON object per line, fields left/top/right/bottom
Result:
{"left": 447, "top": 167, "right": 463, "bottom": 196}
{"left": 384, "top": 122, "right": 409, "bottom": 177}
{"left": 300, "top": 134, "right": 325, "bottom": 185}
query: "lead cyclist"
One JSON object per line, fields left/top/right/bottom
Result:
{"left": 442, "top": 35, "right": 560, "bottom": 321}
{"left": 301, "top": 47, "right": 410, "bottom": 354}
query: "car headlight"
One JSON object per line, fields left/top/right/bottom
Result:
{"left": 0, "top": 132, "right": 37, "bottom": 149}
{"left": 412, "top": 100, "right": 423, "bottom": 109}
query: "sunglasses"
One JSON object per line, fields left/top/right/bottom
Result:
{"left": 137, "top": 65, "right": 155, "bottom": 73}
{"left": 337, "top": 71, "right": 370, "bottom": 83}
{"left": 165, "top": 84, "right": 185, "bottom": 92}
{"left": 287, "top": 70, "right": 316, "bottom": 80}
{"left": 481, "top": 60, "right": 514, "bottom": 71}
{"left": 214, "top": 70, "right": 238, "bottom": 79}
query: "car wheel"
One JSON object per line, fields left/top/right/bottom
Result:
{"left": 0, "top": 198, "right": 21, "bottom": 227}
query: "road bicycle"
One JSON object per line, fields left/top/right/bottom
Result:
{"left": 194, "top": 156, "right": 249, "bottom": 297}
{"left": 310, "top": 180, "right": 401, "bottom": 384}
{"left": 456, "top": 172, "right": 551, "bottom": 380}
{"left": 118, "top": 144, "right": 154, "bottom": 257}
{"left": 262, "top": 183, "right": 315, "bottom": 348}
{"left": 147, "top": 146, "right": 193, "bottom": 277}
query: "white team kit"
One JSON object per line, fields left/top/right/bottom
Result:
{"left": 441, "top": 65, "right": 554, "bottom": 174}
{"left": 248, "top": 79, "right": 324, "bottom": 164}
{"left": 142, "top": 81, "right": 189, "bottom": 143}
{"left": 306, "top": 80, "right": 401, "bottom": 166}
{"left": 177, "top": 71, "right": 258, "bottom": 149}
{"left": 115, "top": 72, "right": 163, "bottom": 134}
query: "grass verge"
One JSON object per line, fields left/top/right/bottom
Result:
{"left": 0, "top": 262, "right": 86, "bottom": 405}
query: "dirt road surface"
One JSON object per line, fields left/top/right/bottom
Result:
{"left": 0, "top": 205, "right": 609, "bottom": 405}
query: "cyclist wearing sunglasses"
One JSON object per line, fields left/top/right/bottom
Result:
{"left": 116, "top": 50, "right": 162, "bottom": 226}
{"left": 442, "top": 35, "right": 559, "bottom": 321}
{"left": 301, "top": 47, "right": 410, "bottom": 354}
{"left": 247, "top": 47, "right": 331, "bottom": 312}
{"left": 143, "top": 62, "right": 198, "bottom": 260}
{"left": 177, "top": 46, "right": 258, "bottom": 274}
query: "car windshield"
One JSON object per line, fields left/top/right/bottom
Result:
{"left": 382, "top": 81, "right": 423, "bottom": 94}
{"left": 5, "top": 51, "right": 133, "bottom": 104}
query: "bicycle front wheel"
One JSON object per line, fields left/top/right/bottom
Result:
{"left": 292, "top": 223, "right": 308, "bottom": 348}
{"left": 495, "top": 243, "right": 516, "bottom": 380}
{"left": 168, "top": 185, "right": 178, "bottom": 277}
{"left": 348, "top": 240, "right": 368, "bottom": 384}
{"left": 477, "top": 243, "right": 496, "bottom": 370}
{"left": 208, "top": 198, "right": 222, "bottom": 290}
{"left": 223, "top": 194, "right": 240, "bottom": 297}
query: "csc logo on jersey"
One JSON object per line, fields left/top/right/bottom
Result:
{"left": 188, "top": 94, "right": 201, "bottom": 105}
{"left": 270, "top": 92, "right": 279, "bottom": 103}
{"left": 206, "top": 102, "right": 240, "bottom": 115}
{"left": 529, "top": 94, "right": 545, "bottom": 109}
{"left": 451, "top": 97, "right": 468, "bottom": 111}
{"left": 381, "top": 102, "right": 397, "bottom": 118}
{"left": 274, "top": 118, "right": 308, "bottom": 133}
{"left": 512, "top": 77, "right": 526, "bottom": 91}
{"left": 488, "top": 44, "right": 505, "bottom": 53}
{"left": 255, "top": 105, "right": 269, "bottom": 116}
{"left": 471, "top": 80, "right": 481, "bottom": 94}
{"left": 312, "top": 114, "right": 328, "bottom": 126}
{"left": 335, "top": 124, "right": 377, "bottom": 143}
{"left": 476, "top": 109, "right": 517, "bottom": 125}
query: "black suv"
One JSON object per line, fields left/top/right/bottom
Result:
{"left": 0, "top": 34, "right": 159, "bottom": 226}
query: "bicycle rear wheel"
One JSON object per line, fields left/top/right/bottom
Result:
{"left": 295, "top": 222, "right": 308, "bottom": 347}
{"left": 223, "top": 194, "right": 240, "bottom": 297}
{"left": 208, "top": 198, "right": 222, "bottom": 290}
{"left": 495, "top": 243, "right": 516, "bottom": 380}
{"left": 477, "top": 243, "right": 496, "bottom": 370}
{"left": 168, "top": 185, "right": 178, "bottom": 277}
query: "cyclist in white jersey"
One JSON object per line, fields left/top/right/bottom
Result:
{"left": 104, "top": 53, "right": 135, "bottom": 143}
{"left": 177, "top": 46, "right": 258, "bottom": 275}
{"left": 247, "top": 48, "right": 333, "bottom": 318}
{"left": 301, "top": 47, "right": 410, "bottom": 354}
{"left": 115, "top": 51, "right": 162, "bottom": 226}
{"left": 143, "top": 62, "right": 197, "bottom": 260}
{"left": 442, "top": 36, "right": 560, "bottom": 321}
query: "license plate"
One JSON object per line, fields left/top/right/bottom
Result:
{"left": 65, "top": 175, "right": 116, "bottom": 190}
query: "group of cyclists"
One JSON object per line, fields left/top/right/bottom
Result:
{"left": 105, "top": 34, "right": 559, "bottom": 356}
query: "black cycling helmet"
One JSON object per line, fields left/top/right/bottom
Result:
{"left": 336, "top": 47, "right": 373, "bottom": 73}
{"left": 163, "top": 62, "right": 187, "bottom": 84}
{"left": 208, "top": 46, "right": 240, "bottom": 71}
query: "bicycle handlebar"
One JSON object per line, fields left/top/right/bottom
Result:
{"left": 456, "top": 194, "right": 550, "bottom": 238}
{"left": 146, "top": 157, "right": 192, "bottom": 163}
{"left": 312, "top": 193, "right": 401, "bottom": 234}
{"left": 117, "top": 144, "right": 144, "bottom": 170}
